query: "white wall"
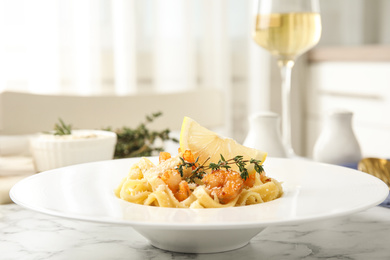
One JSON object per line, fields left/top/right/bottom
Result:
{"left": 305, "top": 61, "right": 390, "bottom": 159}
{"left": 318, "top": 0, "right": 389, "bottom": 46}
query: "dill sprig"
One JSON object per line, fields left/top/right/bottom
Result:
{"left": 176, "top": 154, "right": 264, "bottom": 183}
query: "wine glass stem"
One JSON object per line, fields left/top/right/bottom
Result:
{"left": 279, "top": 62, "right": 294, "bottom": 156}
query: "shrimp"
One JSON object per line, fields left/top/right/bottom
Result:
{"left": 161, "top": 169, "right": 192, "bottom": 202}
{"left": 243, "top": 172, "right": 256, "bottom": 188}
{"left": 178, "top": 149, "right": 199, "bottom": 179}
{"left": 202, "top": 169, "right": 243, "bottom": 204}
{"left": 175, "top": 181, "right": 192, "bottom": 202}
{"left": 242, "top": 171, "right": 271, "bottom": 188}
{"left": 181, "top": 149, "right": 196, "bottom": 164}
{"left": 161, "top": 170, "right": 181, "bottom": 192}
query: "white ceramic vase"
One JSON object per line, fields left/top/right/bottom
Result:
{"left": 243, "top": 111, "right": 287, "bottom": 158}
{"left": 313, "top": 110, "right": 362, "bottom": 167}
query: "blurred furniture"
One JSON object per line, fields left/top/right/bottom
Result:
{"left": 0, "top": 89, "right": 226, "bottom": 204}
{"left": 305, "top": 45, "right": 390, "bottom": 159}
{"left": 0, "top": 90, "right": 225, "bottom": 135}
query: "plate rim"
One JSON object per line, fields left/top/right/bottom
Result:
{"left": 10, "top": 157, "right": 389, "bottom": 230}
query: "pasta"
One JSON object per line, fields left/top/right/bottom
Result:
{"left": 115, "top": 151, "right": 283, "bottom": 208}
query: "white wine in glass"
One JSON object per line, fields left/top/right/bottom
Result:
{"left": 253, "top": 0, "right": 321, "bottom": 156}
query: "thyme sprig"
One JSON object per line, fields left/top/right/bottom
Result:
{"left": 176, "top": 156, "right": 210, "bottom": 182}
{"left": 46, "top": 113, "right": 177, "bottom": 158}
{"left": 176, "top": 154, "right": 264, "bottom": 183}
{"left": 104, "top": 112, "right": 178, "bottom": 158}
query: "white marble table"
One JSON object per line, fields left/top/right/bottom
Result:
{"left": 1, "top": 204, "right": 390, "bottom": 260}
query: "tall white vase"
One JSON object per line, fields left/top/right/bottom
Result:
{"left": 243, "top": 111, "right": 287, "bottom": 158}
{"left": 313, "top": 110, "right": 362, "bottom": 167}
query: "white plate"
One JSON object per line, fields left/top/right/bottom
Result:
{"left": 10, "top": 157, "right": 389, "bottom": 253}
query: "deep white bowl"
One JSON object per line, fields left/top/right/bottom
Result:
{"left": 30, "top": 130, "right": 117, "bottom": 172}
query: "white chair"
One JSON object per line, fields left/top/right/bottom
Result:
{"left": 0, "top": 89, "right": 225, "bottom": 135}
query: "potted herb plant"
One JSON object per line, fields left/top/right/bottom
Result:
{"left": 30, "top": 119, "right": 117, "bottom": 172}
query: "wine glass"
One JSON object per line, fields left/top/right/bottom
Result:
{"left": 253, "top": 0, "right": 321, "bottom": 157}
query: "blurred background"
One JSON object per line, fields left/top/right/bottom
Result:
{"left": 0, "top": 0, "right": 389, "bottom": 158}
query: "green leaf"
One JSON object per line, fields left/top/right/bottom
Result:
{"left": 103, "top": 112, "right": 178, "bottom": 159}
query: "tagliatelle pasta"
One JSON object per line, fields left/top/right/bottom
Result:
{"left": 115, "top": 150, "right": 283, "bottom": 209}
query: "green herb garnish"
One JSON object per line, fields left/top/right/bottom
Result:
{"left": 176, "top": 154, "right": 264, "bottom": 183}
{"left": 104, "top": 112, "right": 178, "bottom": 158}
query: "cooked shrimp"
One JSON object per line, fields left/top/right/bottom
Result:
{"left": 161, "top": 170, "right": 181, "bottom": 192}
{"left": 182, "top": 149, "right": 196, "bottom": 163}
{"left": 159, "top": 152, "right": 171, "bottom": 163}
{"left": 179, "top": 149, "right": 199, "bottom": 178}
{"left": 243, "top": 172, "right": 256, "bottom": 188}
{"left": 175, "top": 181, "right": 192, "bottom": 202}
{"left": 160, "top": 170, "right": 191, "bottom": 202}
{"left": 202, "top": 169, "right": 243, "bottom": 204}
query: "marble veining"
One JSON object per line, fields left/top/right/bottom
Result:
{"left": 1, "top": 204, "right": 390, "bottom": 260}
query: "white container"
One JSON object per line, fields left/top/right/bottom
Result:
{"left": 313, "top": 110, "right": 362, "bottom": 167}
{"left": 243, "top": 111, "right": 287, "bottom": 158}
{"left": 30, "top": 130, "right": 117, "bottom": 172}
